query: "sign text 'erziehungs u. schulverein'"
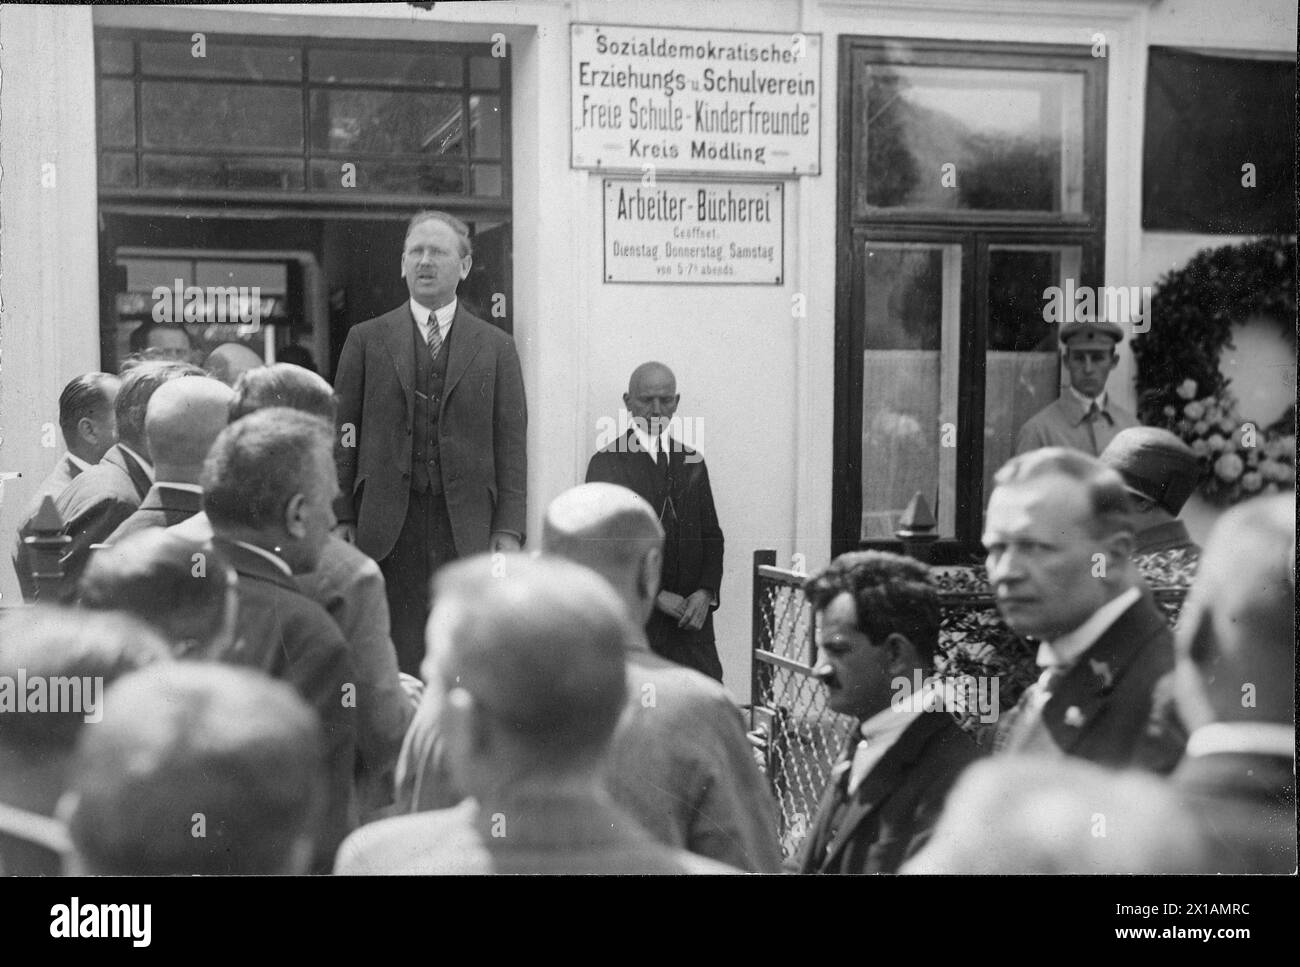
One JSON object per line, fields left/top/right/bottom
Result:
{"left": 572, "top": 24, "right": 822, "bottom": 176}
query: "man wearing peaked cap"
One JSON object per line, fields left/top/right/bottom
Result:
{"left": 1016, "top": 318, "right": 1139, "bottom": 457}
{"left": 1100, "top": 427, "right": 1202, "bottom": 559}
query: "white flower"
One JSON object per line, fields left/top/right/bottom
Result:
{"left": 1183, "top": 401, "right": 1205, "bottom": 420}
{"left": 1214, "top": 453, "right": 1244, "bottom": 482}
{"left": 1176, "top": 379, "right": 1198, "bottom": 400}
{"left": 1193, "top": 420, "right": 1209, "bottom": 436}
{"left": 1206, "top": 433, "right": 1227, "bottom": 452}
{"left": 1191, "top": 439, "right": 1209, "bottom": 458}
{"left": 1241, "top": 471, "right": 1263, "bottom": 493}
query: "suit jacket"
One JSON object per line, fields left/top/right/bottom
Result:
{"left": 13, "top": 454, "right": 85, "bottom": 601}
{"left": 1015, "top": 392, "right": 1139, "bottom": 457}
{"left": 335, "top": 794, "right": 737, "bottom": 875}
{"left": 391, "top": 642, "right": 780, "bottom": 871}
{"left": 105, "top": 483, "right": 203, "bottom": 544}
{"left": 791, "top": 712, "right": 978, "bottom": 874}
{"left": 197, "top": 538, "right": 359, "bottom": 871}
{"left": 994, "top": 593, "right": 1185, "bottom": 772}
{"left": 1173, "top": 750, "right": 1297, "bottom": 874}
{"left": 53, "top": 444, "right": 152, "bottom": 600}
{"left": 333, "top": 302, "right": 527, "bottom": 562}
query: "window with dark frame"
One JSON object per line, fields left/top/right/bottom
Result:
{"left": 94, "top": 30, "right": 509, "bottom": 205}
{"left": 834, "top": 37, "right": 1107, "bottom": 561}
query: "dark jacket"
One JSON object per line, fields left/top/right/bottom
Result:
{"left": 54, "top": 444, "right": 152, "bottom": 599}
{"left": 995, "top": 592, "right": 1185, "bottom": 772}
{"left": 198, "top": 538, "right": 359, "bottom": 871}
{"left": 333, "top": 303, "right": 528, "bottom": 562}
{"left": 105, "top": 483, "right": 203, "bottom": 544}
{"left": 792, "top": 712, "right": 978, "bottom": 874}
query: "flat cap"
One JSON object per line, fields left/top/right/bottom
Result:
{"left": 1099, "top": 426, "right": 1201, "bottom": 515}
{"left": 1060, "top": 319, "right": 1124, "bottom": 347}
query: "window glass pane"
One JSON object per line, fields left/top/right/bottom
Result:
{"left": 309, "top": 49, "right": 462, "bottom": 87}
{"left": 141, "top": 82, "right": 303, "bottom": 150}
{"left": 140, "top": 40, "right": 301, "bottom": 81}
{"left": 864, "top": 64, "right": 1084, "bottom": 212}
{"left": 99, "top": 152, "right": 137, "bottom": 187}
{"left": 984, "top": 245, "right": 1081, "bottom": 500}
{"left": 97, "top": 37, "right": 134, "bottom": 75}
{"left": 470, "top": 95, "right": 501, "bottom": 157}
{"left": 472, "top": 164, "right": 502, "bottom": 197}
{"left": 861, "top": 243, "right": 961, "bottom": 540}
{"left": 142, "top": 155, "right": 306, "bottom": 191}
{"left": 98, "top": 80, "right": 136, "bottom": 148}
{"left": 470, "top": 56, "right": 500, "bottom": 89}
{"left": 309, "top": 160, "right": 465, "bottom": 195}
{"left": 310, "top": 90, "right": 462, "bottom": 156}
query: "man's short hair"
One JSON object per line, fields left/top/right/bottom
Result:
{"left": 64, "top": 663, "right": 326, "bottom": 875}
{"left": 128, "top": 321, "right": 193, "bottom": 355}
{"left": 229, "top": 363, "right": 337, "bottom": 423}
{"left": 540, "top": 483, "right": 664, "bottom": 587}
{"left": 201, "top": 408, "right": 333, "bottom": 532}
{"left": 80, "top": 531, "right": 234, "bottom": 651}
{"left": 0, "top": 607, "right": 170, "bottom": 757}
{"left": 114, "top": 360, "right": 205, "bottom": 448}
{"left": 405, "top": 210, "right": 473, "bottom": 259}
{"left": 57, "top": 373, "right": 117, "bottom": 438}
{"left": 993, "top": 447, "right": 1133, "bottom": 538}
{"left": 803, "top": 551, "right": 940, "bottom": 665}
{"left": 431, "top": 554, "right": 630, "bottom": 771}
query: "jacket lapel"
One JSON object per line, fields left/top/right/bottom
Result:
{"left": 820, "top": 713, "right": 952, "bottom": 869}
{"left": 106, "top": 445, "right": 151, "bottom": 502}
{"left": 442, "top": 304, "right": 483, "bottom": 407}
{"left": 381, "top": 306, "right": 417, "bottom": 426}
{"left": 1043, "top": 595, "right": 1166, "bottom": 754}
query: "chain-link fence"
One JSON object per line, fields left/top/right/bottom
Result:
{"left": 748, "top": 550, "right": 1189, "bottom": 861}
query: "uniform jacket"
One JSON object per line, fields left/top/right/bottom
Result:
{"left": 335, "top": 794, "right": 736, "bottom": 875}
{"left": 105, "top": 483, "right": 203, "bottom": 544}
{"left": 791, "top": 712, "right": 978, "bottom": 874}
{"left": 994, "top": 593, "right": 1185, "bottom": 772}
{"left": 1015, "top": 392, "right": 1139, "bottom": 457}
{"left": 199, "top": 538, "right": 359, "bottom": 870}
{"left": 53, "top": 444, "right": 152, "bottom": 599}
{"left": 333, "top": 302, "right": 527, "bottom": 562}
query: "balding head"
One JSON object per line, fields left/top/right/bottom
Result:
{"left": 1174, "top": 494, "right": 1295, "bottom": 728}
{"left": 542, "top": 483, "right": 664, "bottom": 626}
{"left": 624, "top": 361, "right": 679, "bottom": 438}
{"left": 426, "top": 554, "right": 632, "bottom": 800}
{"left": 204, "top": 343, "right": 265, "bottom": 387}
{"left": 144, "top": 377, "right": 235, "bottom": 484}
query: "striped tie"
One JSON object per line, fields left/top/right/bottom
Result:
{"left": 426, "top": 316, "right": 443, "bottom": 360}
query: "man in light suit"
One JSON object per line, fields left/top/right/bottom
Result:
{"left": 586, "top": 362, "right": 724, "bottom": 681}
{"left": 336, "top": 554, "right": 734, "bottom": 875}
{"left": 791, "top": 551, "right": 979, "bottom": 874}
{"left": 1171, "top": 494, "right": 1296, "bottom": 874}
{"left": 334, "top": 210, "right": 527, "bottom": 674}
{"left": 986, "top": 447, "right": 1185, "bottom": 772}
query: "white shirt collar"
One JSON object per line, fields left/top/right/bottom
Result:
{"left": 1069, "top": 386, "right": 1108, "bottom": 412}
{"left": 630, "top": 423, "right": 669, "bottom": 460}
{"left": 65, "top": 452, "right": 94, "bottom": 473}
{"left": 410, "top": 297, "right": 456, "bottom": 343}
{"left": 1186, "top": 722, "right": 1295, "bottom": 759}
{"left": 156, "top": 481, "right": 203, "bottom": 494}
{"left": 232, "top": 539, "right": 293, "bottom": 577}
{"left": 1040, "top": 585, "right": 1142, "bottom": 670}
{"left": 117, "top": 443, "right": 155, "bottom": 482}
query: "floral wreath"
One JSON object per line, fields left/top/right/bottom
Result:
{"left": 1132, "top": 237, "right": 1296, "bottom": 506}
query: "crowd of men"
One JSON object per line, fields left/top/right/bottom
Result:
{"left": 1, "top": 211, "right": 1292, "bottom": 875}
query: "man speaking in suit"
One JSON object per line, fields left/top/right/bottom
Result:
{"left": 586, "top": 362, "right": 725, "bottom": 681}
{"left": 334, "top": 211, "right": 527, "bottom": 674}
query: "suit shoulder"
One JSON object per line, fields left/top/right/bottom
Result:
{"left": 348, "top": 305, "right": 409, "bottom": 339}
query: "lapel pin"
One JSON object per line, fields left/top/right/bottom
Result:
{"left": 1064, "top": 706, "right": 1086, "bottom": 728}
{"left": 1089, "top": 658, "right": 1114, "bottom": 690}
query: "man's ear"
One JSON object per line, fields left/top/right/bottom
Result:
{"left": 1106, "top": 352, "right": 1120, "bottom": 372}
{"left": 639, "top": 546, "right": 663, "bottom": 604}
{"left": 285, "top": 493, "right": 308, "bottom": 540}
{"left": 75, "top": 416, "right": 99, "bottom": 448}
{"left": 1103, "top": 529, "right": 1135, "bottom": 572}
{"left": 443, "top": 686, "right": 488, "bottom": 763}
{"left": 458, "top": 253, "right": 473, "bottom": 282}
{"left": 884, "top": 633, "right": 920, "bottom": 677}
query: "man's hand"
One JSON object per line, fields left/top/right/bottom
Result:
{"left": 656, "top": 590, "right": 686, "bottom": 619}
{"left": 489, "top": 532, "right": 522, "bottom": 553}
{"left": 333, "top": 522, "right": 357, "bottom": 544}
{"left": 678, "top": 589, "right": 712, "bottom": 631}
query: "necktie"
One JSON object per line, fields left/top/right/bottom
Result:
{"left": 1001, "top": 665, "right": 1067, "bottom": 754}
{"left": 426, "top": 315, "right": 443, "bottom": 360}
{"left": 1085, "top": 401, "right": 1100, "bottom": 454}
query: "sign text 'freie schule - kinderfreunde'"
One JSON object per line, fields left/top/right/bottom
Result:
{"left": 572, "top": 24, "right": 821, "bottom": 176}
